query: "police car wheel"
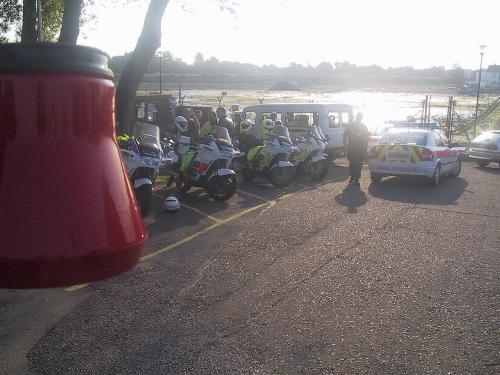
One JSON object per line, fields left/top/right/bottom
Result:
{"left": 370, "top": 173, "right": 382, "bottom": 183}
{"left": 451, "top": 159, "right": 461, "bottom": 177}
{"left": 430, "top": 165, "right": 441, "bottom": 187}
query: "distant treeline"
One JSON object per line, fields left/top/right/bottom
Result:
{"left": 110, "top": 52, "right": 466, "bottom": 88}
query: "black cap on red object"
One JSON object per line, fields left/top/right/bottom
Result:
{"left": 0, "top": 43, "right": 114, "bottom": 79}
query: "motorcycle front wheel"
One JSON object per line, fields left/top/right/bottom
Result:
{"left": 135, "top": 184, "right": 152, "bottom": 217}
{"left": 269, "top": 166, "right": 294, "bottom": 188}
{"left": 207, "top": 175, "right": 237, "bottom": 202}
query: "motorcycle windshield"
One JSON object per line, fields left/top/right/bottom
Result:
{"left": 214, "top": 126, "right": 232, "bottom": 146}
{"left": 274, "top": 125, "right": 292, "bottom": 144}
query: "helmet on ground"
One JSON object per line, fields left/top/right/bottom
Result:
{"left": 174, "top": 116, "right": 188, "bottom": 133}
{"left": 164, "top": 196, "right": 180, "bottom": 212}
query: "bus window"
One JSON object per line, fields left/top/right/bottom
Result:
{"left": 244, "top": 111, "right": 256, "bottom": 125}
{"left": 340, "top": 112, "right": 350, "bottom": 126}
{"left": 261, "top": 112, "right": 282, "bottom": 124}
{"left": 328, "top": 113, "right": 341, "bottom": 128}
{"left": 285, "top": 112, "right": 318, "bottom": 130}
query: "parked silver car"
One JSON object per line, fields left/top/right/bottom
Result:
{"left": 469, "top": 131, "right": 500, "bottom": 167}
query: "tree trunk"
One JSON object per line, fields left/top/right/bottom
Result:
{"left": 21, "top": 0, "right": 37, "bottom": 43}
{"left": 58, "top": 0, "right": 82, "bottom": 44}
{"left": 115, "top": 0, "right": 170, "bottom": 135}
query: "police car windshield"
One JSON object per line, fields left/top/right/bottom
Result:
{"left": 379, "top": 130, "right": 428, "bottom": 146}
{"left": 374, "top": 124, "right": 394, "bottom": 136}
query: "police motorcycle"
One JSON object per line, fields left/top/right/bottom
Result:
{"left": 235, "top": 120, "right": 295, "bottom": 188}
{"left": 291, "top": 124, "right": 329, "bottom": 180}
{"left": 166, "top": 116, "right": 238, "bottom": 202}
{"left": 117, "top": 134, "right": 162, "bottom": 216}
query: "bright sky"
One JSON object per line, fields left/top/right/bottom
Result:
{"left": 80, "top": 0, "right": 499, "bottom": 70}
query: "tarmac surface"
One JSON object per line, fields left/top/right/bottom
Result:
{"left": 1, "top": 159, "right": 499, "bottom": 374}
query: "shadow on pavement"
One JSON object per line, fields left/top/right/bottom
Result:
{"left": 334, "top": 184, "right": 368, "bottom": 213}
{"left": 236, "top": 163, "right": 350, "bottom": 201}
{"left": 473, "top": 163, "right": 500, "bottom": 175}
{"left": 368, "top": 175, "right": 467, "bottom": 206}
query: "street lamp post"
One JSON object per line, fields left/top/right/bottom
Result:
{"left": 159, "top": 54, "right": 162, "bottom": 94}
{"left": 473, "top": 45, "right": 486, "bottom": 138}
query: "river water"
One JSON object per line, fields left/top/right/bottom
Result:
{"left": 181, "top": 89, "right": 490, "bottom": 132}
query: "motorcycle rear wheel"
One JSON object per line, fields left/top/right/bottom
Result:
{"left": 242, "top": 167, "right": 255, "bottom": 182}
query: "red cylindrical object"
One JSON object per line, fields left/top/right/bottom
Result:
{"left": 0, "top": 44, "right": 147, "bottom": 288}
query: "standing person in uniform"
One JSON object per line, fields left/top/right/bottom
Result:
{"left": 232, "top": 113, "right": 243, "bottom": 139}
{"left": 195, "top": 109, "right": 203, "bottom": 124}
{"left": 200, "top": 110, "right": 218, "bottom": 139}
{"left": 216, "top": 107, "right": 235, "bottom": 137}
{"left": 343, "top": 113, "right": 369, "bottom": 185}
{"left": 181, "top": 107, "right": 201, "bottom": 145}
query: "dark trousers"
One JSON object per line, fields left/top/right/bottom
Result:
{"left": 348, "top": 157, "right": 363, "bottom": 180}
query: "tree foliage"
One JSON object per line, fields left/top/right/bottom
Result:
{"left": 1, "top": 0, "right": 64, "bottom": 42}
{"left": 0, "top": 0, "right": 22, "bottom": 43}
{"left": 41, "top": 0, "right": 64, "bottom": 41}
{"left": 110, "top": 51, "right": 467, "bottom": 88}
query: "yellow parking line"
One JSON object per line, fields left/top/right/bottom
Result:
{"left": 220, "top": 201, "right": 273, "bottom": 223}
{"left": 140, "top": 200, "right": 272, "bottom": 262}
{"left": 64, "top": 283, "right": 88, "bottom": 292}
{"left": 66, "top": 190, "right": 298, "bottom": 291}
{"left": 181, "top": 203, "right": 222, "bottom": 223}
{"left": 140, "top": 221, "right": 224, "bottom": 262}
{"left": 237, "top": 189, "right": 270, "bottom": 202}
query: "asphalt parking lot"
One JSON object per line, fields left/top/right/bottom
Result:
{"left": 1, "top": 159, "right": 499, "bottom": 374}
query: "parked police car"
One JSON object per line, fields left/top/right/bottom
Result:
{"left": 368, "top": 126, "right": 461, "bottom": 186}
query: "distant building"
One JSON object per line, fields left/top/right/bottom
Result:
{"left": 470, "top": 65, "right": 500, "bottom": 87}
{"left": 463, "top": 69, "right": 473, "bottom": 80}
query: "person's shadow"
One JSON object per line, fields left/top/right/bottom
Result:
{"left": 334, "top": 184, "right": 368, "bottom": 213}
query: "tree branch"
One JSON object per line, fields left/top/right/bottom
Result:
{"left": 21, "top": 0, "right": 37, "bottom": 43}
{"left": 58, "top": 0, "right": 82, "bottom": 44}
{"left": 115, "top": 0, "right": 170, "bottom": 135}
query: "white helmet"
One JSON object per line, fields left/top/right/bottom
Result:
{"left": 174, "top": 116, "right": 188, "bottom": 133}
{"left": 164, "top": 196, "right": 180, "bottom": 212}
